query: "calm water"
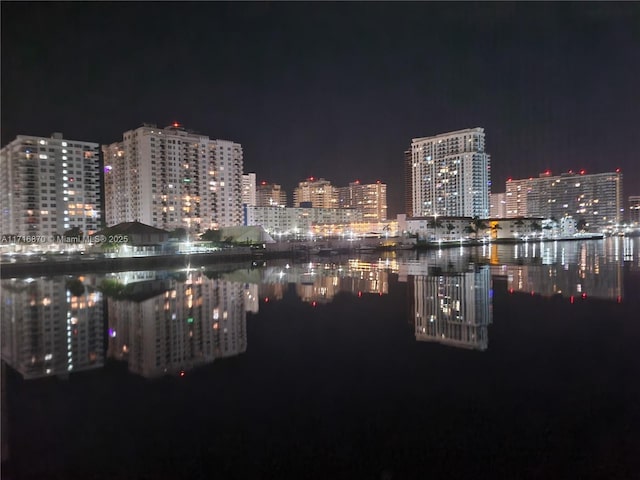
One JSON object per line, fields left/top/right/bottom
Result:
{"left": 2, "top": 238, "right": 640, "bottom": 479}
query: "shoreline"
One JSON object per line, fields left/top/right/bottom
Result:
{"left": 0, "top": 234, "right": 607, "bottom": 278}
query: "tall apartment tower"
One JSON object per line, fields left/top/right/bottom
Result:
{"left": 256, "top": 182, "right": 287, "bottom": 207}
{"left": 410, "top": 128, "right": 491, "bottom": 218}
{"left": 242, "top": 173, "right": 257, "bottom": 206}
{"left": 404, "top": 149, "right": 413, "bottom": 217}
{"left": 293, "top": 177, "right": 338, "bottom": 208}
{"left": 338, "top": 180, "right": 388, "bottom": 222}
{"left": 0, "top": 133, "right": 102, "bottom": 237}
{"left": 103, "top": 124, "right": 243, "bottom": 233}
{"left": 505, "top": 170, "right": 623, "bottom": 229}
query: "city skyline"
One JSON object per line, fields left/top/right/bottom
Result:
{"left": 2, "top": 3, "right": 638, "bottom": 215}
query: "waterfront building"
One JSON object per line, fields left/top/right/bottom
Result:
{"left": 629, "top": 196, "right": 640, "bottom": 225}
{"left": 242, "top": 173, "right": 256, "bottom": 207}
{"left": 103, "top": 123, "right": 243, "bottom": 234}
{"left": 293, "top": 177, "right": 338, "bottom": 208}
{"left": 338, "top": 180, "right": 388, "bottom": 222}
{"left": 0, "top": 133, "right": 101, "bottom": 238}
{"left": 490, "top": 192, "right": 507, "bottom": 218}
{"left": 256, "top": 181, "right": 287, "bottom": 207}
{"left": 505, "top": 170, "right": 623, "bottom": 229}
{"left": 245, "top": 205, "right": 362, "bottom": 238}
{"left": 409, "top": 128, "right": 491, "bottom": 218}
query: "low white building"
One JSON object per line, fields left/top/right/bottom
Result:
{"left": 398, "top": 215, "right": 548, "bottom": 241}
{"left": 245, "top": 206, "right": 362, "bottom": 239}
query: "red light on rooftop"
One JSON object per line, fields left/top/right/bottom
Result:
{"left": 580, "top": 169, "right": 586, "bottom": 175}
{"left": 355, "top": 179, "right": 360, "bottom": 184}
{"left": 309, "top": 176, "right": 315, "bottom": 181}
{"left": 261, "top": 181, "right": 267, "bottom": 185}
{"left": 616, "top": 168, "right": 621, "bottom": 173}
{"left": 173, "top": 122, "right": 180, "bottom": 128}
{"left": 507, "top": 178, "right": 512, "bottom": 182}
{"left": 568, "top": 170, "right": 573, "bottom": 174}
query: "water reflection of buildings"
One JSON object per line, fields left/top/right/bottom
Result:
{"left": 485, "top": 241, "right": 623, "bottom": 300}
{"left": 400, "top": 260, "right": 492, "bottom": 351}
{"left": 255, "top": 259, "right": 393, "bottom": 305}
{"left": 107, "top": 271, "right": 248, "bottom": 378}
{"left": 0, "top": 276, "right": 104, "bottom": 379}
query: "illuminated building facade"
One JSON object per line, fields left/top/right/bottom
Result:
{"left": 0, "top": 133, "right": 102, "bottom": 237}
{"left": 1, "top": 277, "right": 104, "bottom": 379}
{"left": 410, "top": 128, "right": 491, "bottom": 218}
{"left": 338, "top": 181, "right": 388, "bottom": 222}
{"left": 490, "top": 192, "right": 507, "bottom": 218}
{"left": 245, "top": 206, "right": 362, "bottom": 237}
{"left": 242, "top": 173, "right": 256, "bottom": 206}
{"left": 505, "top": 170, "right": 623, "bottom": 229}
{"left": 103, "top": 123, "right": 244, "bottom": 233}
{"left": 629, "top": 196, "right": 640, "bottom": 225}
{"left": 293, "top": 177, "right": 338, "bottom": 208}
{"left": 256, "top": 182, "right": 287, "bottom": 207}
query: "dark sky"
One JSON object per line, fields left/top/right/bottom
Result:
{"left": 2, "top": 2, "right": 639, "bottom": 215}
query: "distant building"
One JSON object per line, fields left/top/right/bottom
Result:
{"left": 0, "top": 133, "right": 102, "bottom": 237}
{"left": 629, "top": 196, "right": 640, "bottom": 225}
{"left": 505, "top": 170, "right": 623, "bottom": 229}
{"left": 245, "top": 206, "right": 361, "bottom": 238}
{"left": 103, "top": 123, "right": 244, "bottom": 234}
{"left": 338, "top": 180, "right": 388, "bottom": 222}
{"left": 242, "top": 173, "right": 256, "bottom": 207}
{"left": 256, "top": 181, "right": 287, "bottom": 207}
{"left": 490, "top": 192, "right": 506, "bottom": 218}
{"left": 409, "top": 128, "right": 491, "bottom": 218}
{"left": 293, "top": 177, "right": 338, "bottom": 208}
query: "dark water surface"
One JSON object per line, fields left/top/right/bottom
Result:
{"left": 2, "top": 239, "right": 640, "bottom": 479}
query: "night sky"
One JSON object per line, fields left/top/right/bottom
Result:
{"left": 2, "top": 2, "right": 639, "bottom": 215}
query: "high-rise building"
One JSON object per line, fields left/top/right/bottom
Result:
{"left": 0, "top": 133, "right": 102, "bottom": 237}
{"left": 103, "top": 123, "right": 243, "bottom": 233}
{"left": 256, "top": 181, "right": 287, "bottom": 207}
{"left": 242, "top": 173, "right": 256, "bottom": 207}
{"left": 338, "top": 180, "right": 388, "bottom": 222}
{"left": 293, "top": 177, "right": 338, "bottom": 208}
{"left": 404, "top": 149, "right": 413, "bottom": 217}
{"left": 409, "top": 127, "right": 491, "bottom": 218}
{"left": 490, "top": 192, "right": 507, "bottom": 218}
{"left": 505, "top": 170, "right": 624, "bottom": 229}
